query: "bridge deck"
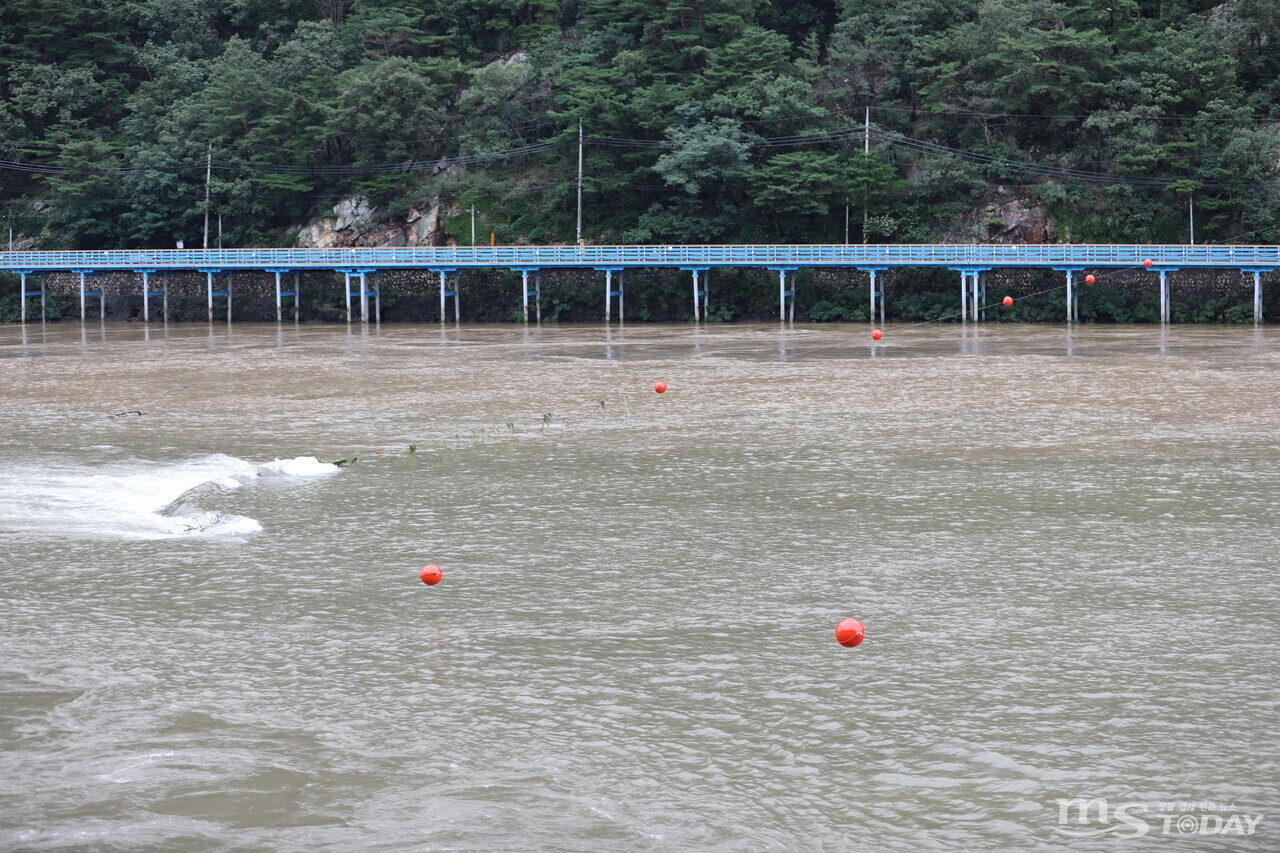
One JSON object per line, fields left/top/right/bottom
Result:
{"left": 2, "top": 244, "right": 1277, "bottom": 272}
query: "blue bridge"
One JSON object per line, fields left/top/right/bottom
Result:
{"left": 3, "top": 243, "right": 1276, "bottom": 324}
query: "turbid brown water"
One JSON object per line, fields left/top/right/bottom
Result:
{"left": 1, "top": 322, "right": 1277, "bottom": 851}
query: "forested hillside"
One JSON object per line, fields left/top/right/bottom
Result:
{"left": 2, "top": 0, "right": 1277, "bottom": 250}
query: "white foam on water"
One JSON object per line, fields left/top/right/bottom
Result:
{"left": 0, "top": 454, "right": 340, "bottom": 540}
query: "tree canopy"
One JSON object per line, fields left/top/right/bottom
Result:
{"left": 1, "top": 0, "right": 1277, "bottom": 248}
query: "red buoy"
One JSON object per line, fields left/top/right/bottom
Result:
{"left": 871, "top": 329, "right": 883, "bottom": 341}
{"left": 420, "top": 564, "right": 442, "bottom": 586}
{"left": 1143, "top": 259, "right": 1153, "bottom": 269}
{"left": 835, "top": 618, "right": 865, "bottom": 648}
{"left": 1002, "top": 296, "right": 1013, "bottom": 307}
{"left": 1085, "top": 274, "right": 1096, "bottom": 285}
{"left": 654, "top": 382, "right": 667, "bottom": 394}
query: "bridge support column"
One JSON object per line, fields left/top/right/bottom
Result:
{"left": 141, "top": 271, "right": 149, "bottom": 322}
{"left": 1255, "top": 270, "right": 1263, "bottom": 324}
{"left": 861, "top": 267, "right": 887, "bottom": 326}
{"left": 200, "top": 270, "right": 229, "bottom": 323}
{"left": 1066, "top": 271, "right": 1074, "bottom": 324}
{"left": 522, "top": 270, "right": 531, "bottom": 324}
{"left": 515, "top": 267, "right": 540, "bottom": 324}
{"left": 770, "top": 268, "right": 796, "bottom": 324}
{"left": 959, "top": 271, "right": 968, "bottom": 322}
{"left": 436, "top": 269, "right": 459, "bottom": 323}
{"left": 869, "top": 270, "right": 878, "bottom": 326}
{"left": 692, "top": 269, "right": 701, "bottom": 323}
{"left": 597, "top": 267, "right": 624, "bottom": 324}
{"left": 273, "top": 270, "right": 282, "bottom": 322}
{"left": 973, "top": 272, "right": 983, "bottom": 322}
{"left": 342, "top": 271, "right": 351, "bottom": 323}
{"left": 75, "top": 270, "right": 103, "bottom": 322}
{"left": 1159, "top": 269, "right": 1169, "bottom": 324}
{"left": 359, "top": 270, "right": 369, "bottom": 323}
{"left": 16, "top": 271, "right": 44, "bottom": 323}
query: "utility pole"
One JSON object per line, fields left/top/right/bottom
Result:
{"left": 471, "top": 204, "right": 476, "bottom": 246}
{"left": 202, "top": 142, "right": 211, "bottom": 250}
{"left": 576, "top": 119, "right": 584, "bottom": 245}
{"left": 218, "top": 213, "right": 223, "bottom": 249}
{"left": 844, "top": 205, "right": 849, "bottom": 244}
{"left": 862, "top": 106, "right": 870, "bottom": 244}
{"left": 1189, "top": 193, "right": 1195, "bottom": 244}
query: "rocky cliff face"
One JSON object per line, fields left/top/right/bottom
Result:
{"left": 295, "top": 196, "right": 452, "bottom": 248}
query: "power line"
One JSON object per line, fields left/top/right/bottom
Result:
{"left": 3, "top": 120, "right": 1278, "bottom": 191}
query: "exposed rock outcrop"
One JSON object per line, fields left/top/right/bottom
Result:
{"left": 296, "top": 196, "right": 451, "bottom": 248}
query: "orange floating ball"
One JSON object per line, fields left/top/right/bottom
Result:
{"left": 835, "top": 618, "right": 865, "bottom": 648}
{"left": 420, "top": 564, "right": 442, "bottom": 586}
{"left": 871, "top": 329, "right": 883, "bottom": 341}
{"left": 1085, "top": 274, "right": 1096, "bottom": 285}
{"left": 654, "top": 382, "right": 667, "bottom": 394}
{"left": 1143, "top": 258, "right": 1153, "bottom": 268}
{"left": 1002, "top": 296, "right": 1014, "bottom": 307}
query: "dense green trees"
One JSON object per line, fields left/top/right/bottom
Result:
{"left": 0, "top": 0, "right": 1276, "bottom": 249}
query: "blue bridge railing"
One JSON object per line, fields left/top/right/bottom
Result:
{"left": 1, "top": 243, "right": 1278, "bottom": 272}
